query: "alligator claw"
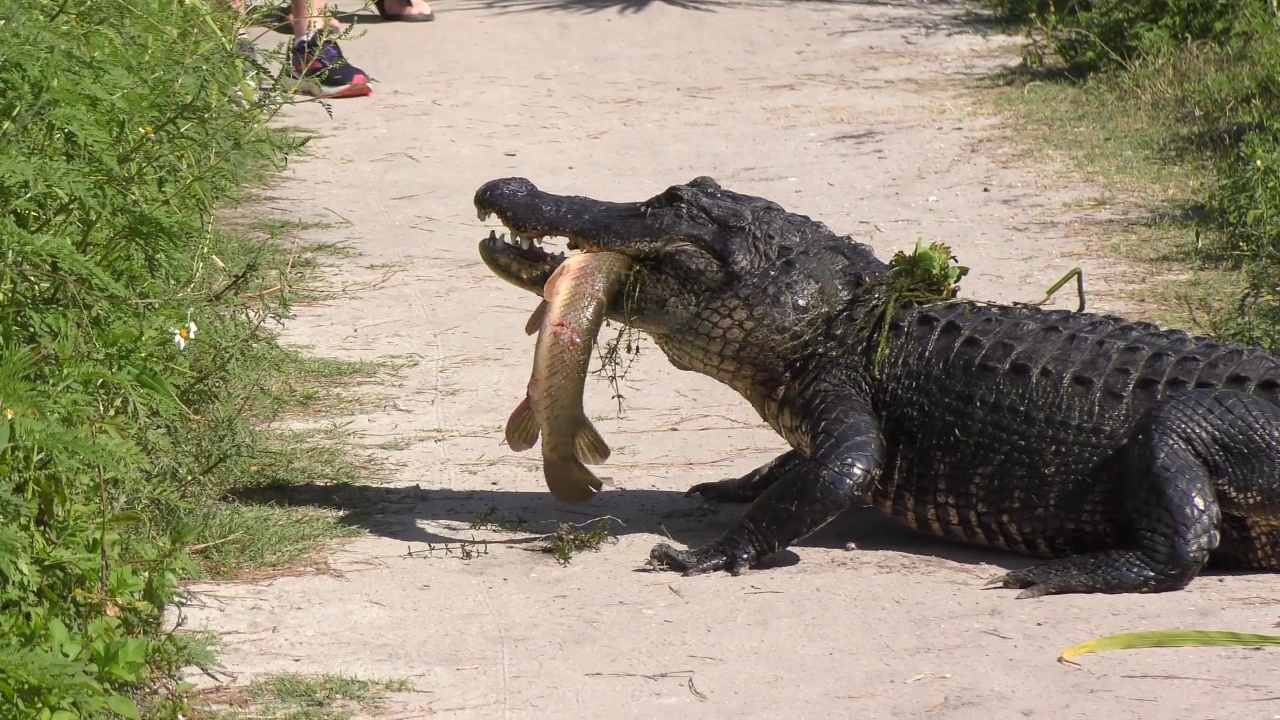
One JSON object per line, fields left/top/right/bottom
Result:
{"left": 685, "top": 479, "right": 753, "bottom": 504}
{"left": 992, "top": 566, "right": 1086, "bottom": 599}
{"left": 648, "top": 542, "right": 754, "bottom": 576}
{"left": 990, "top": 569, "right": 1054, "bottom": 599}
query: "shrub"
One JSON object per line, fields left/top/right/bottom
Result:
{"left": 0, "top": 0, "right": 305, "bottom": 715}
{"left": 986, "top": 0, "right": 1280, "bottom": 348}
{"left": 982, "top": 0, "right": 1272, "bottom": 72}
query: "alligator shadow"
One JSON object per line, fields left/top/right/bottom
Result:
{"left": 230, "top": 481, "right": 1039, "bottom": 573}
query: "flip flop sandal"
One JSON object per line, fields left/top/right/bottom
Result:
{"left": 374, "top": 0, "right": 435, "bottom": 21}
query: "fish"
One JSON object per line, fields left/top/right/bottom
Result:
{"left": 524, "top": 300, "right": 547, "bottom": 336}
{"left": 505, "top": 251, "right": 634, "bottom": 504}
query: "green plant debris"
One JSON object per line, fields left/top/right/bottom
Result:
{"left": 1023, "top": 267, "right": 1087, "bottom": 313}
{"left": 193, "top": 673, "right": 413, "bottom": 719}
{"left": 405, "top": 540, "right": 491, "bottom": 561}
{"left": 469, "top": 506, "right": 531, "bottom": 533}
{"left": 594, "top": 265, "right": 649, "bottom": 416}
{"left": 863, "top": 239, "right": 970, "bottom": 373}
{"left": 409, "top": 513, "right": 618, "bottom": 565}
{"left": 538, "top": 517, "right": 619, "bottom": 565}
{"left": 1059, "top": 629, "right": 1280, "bottom": 665}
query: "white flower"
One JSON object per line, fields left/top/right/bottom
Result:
{"left": 173, "top": 313, "right": 198, "bottom": 350}
{"left": 3, "top": 408, "right": 13, "bottom": 421}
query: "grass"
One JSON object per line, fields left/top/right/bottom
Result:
{"left": 978, "top": 75, "right": 1237, "bottom": 328}
{"left": 192, "top": 673, "right": 414, "bottom": 720}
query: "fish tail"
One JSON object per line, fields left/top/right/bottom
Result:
{"left": 543, "top": 457, "right": 604, "bottom": 505}
{"left": 504, "top": 395, "right": 539, "bottom": 452}
{"left": 573, "top": 419, "right": 611, "bottom": 465}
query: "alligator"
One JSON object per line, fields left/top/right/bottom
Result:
{"left": 475, "top": 176, "right": 1280, "bottom": 598}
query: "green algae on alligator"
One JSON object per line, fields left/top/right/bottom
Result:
{"left": 476, "top": 176, "right": 1280, "bottom": 598}
{"left": 501, "top": 248, "right": 633, "bottom": 504}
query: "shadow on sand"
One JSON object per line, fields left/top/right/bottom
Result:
{"left": 441, "top": 0, "right": 976, "bottom": 19}
{"left": 231, "top": 480, "right": 1043, "bottom": 575}
{"left": 245, "top": 0, "right": 1001, "bottom": 31}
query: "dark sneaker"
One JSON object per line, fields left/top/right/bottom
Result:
{"left": 287, "top": 34, "right": 372, "bottom": 99}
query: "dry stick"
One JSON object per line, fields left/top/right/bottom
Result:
{"left": 186, "top": 532, "right": 246, "bottom": 554}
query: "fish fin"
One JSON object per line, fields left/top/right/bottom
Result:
{"left": 573, "top": 421, "right": 611, "bottom": 465}
{"left": 524, "top": 301, "right": 547, "bottom": 336}
{"left": 504, "top": 396, "right": 539, "bottom": 452}
{"left": 542, "top": 457, "right": 604, "bottom": 505}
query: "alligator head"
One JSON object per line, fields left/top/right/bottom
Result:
{"left": 476, "top": 176, "right": 887, "bottom": 397}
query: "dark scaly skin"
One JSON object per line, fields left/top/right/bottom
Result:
{"left": 475, "top": 176, "right": 1280, "bottom": 598}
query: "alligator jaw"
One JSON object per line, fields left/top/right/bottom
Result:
{"left": 475, "top": 177, "right": 634, "bottom": 295}
{"left": 474, "top": 176, "right": 718, "bottom": 260}
{"left": 477, "top": 230, "right": 566, "bottom": 296}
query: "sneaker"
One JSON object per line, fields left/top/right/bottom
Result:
{"left": 286, "top": 34, "right": 372, "bottom": 99}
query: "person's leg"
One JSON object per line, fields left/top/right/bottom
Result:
{"left": 287, "top": 0, "right": 372, "bottom": 98}
{"left": 373, "top": 0, "right": 433, "bottom": 20}
{"left": 264, "top": 0, "right": 343, "bottom": 34}
{"left": 290, "top": 0, "right": 323, "bottom": 36}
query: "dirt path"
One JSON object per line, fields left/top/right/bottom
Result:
{"left": 186, "top": 1, "right": 1279, "bottom": 717}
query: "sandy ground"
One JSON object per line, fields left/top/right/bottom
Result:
{"left": 184, "top": 0, "right": 1280, "bottom": 717}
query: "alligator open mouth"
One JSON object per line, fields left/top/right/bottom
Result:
{"left": 475, "top": 177, "right": 626, "bottom": 295}
{"left": 480, "top": 229, "right": 564, "bottom": 264}
{"left": 474, "top": 177, "right": 617, "bottom": 256}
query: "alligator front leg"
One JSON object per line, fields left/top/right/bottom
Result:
{"left": 995, "top": 389, "right": 1280, "bottom": 598}
{"left": 685, "top": 449, "right": 807, "bottom": 504}
{"left": 650, "top": 389, "right": 884, "bottom": 575}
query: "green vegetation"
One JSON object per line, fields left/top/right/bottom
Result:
{"left": 980, "top": 0, "right": 1280, "bottom": 347}
{"left": 540, "top": 518, "right": 618, "bottom": 565}
{"left": 860, "top": 241, "right": 969, "bottom": 374}
{"left": 1058, "top": 629, "right": 1280, "bottom": 664}
{"left": 192, "top": 673, "right": 413, "bottom": 719}
{"left": 468, "top": 507, "right": 618, "bottom": 565}
{"left": 0, "top": 1, "right": 386, "bottom": 716}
